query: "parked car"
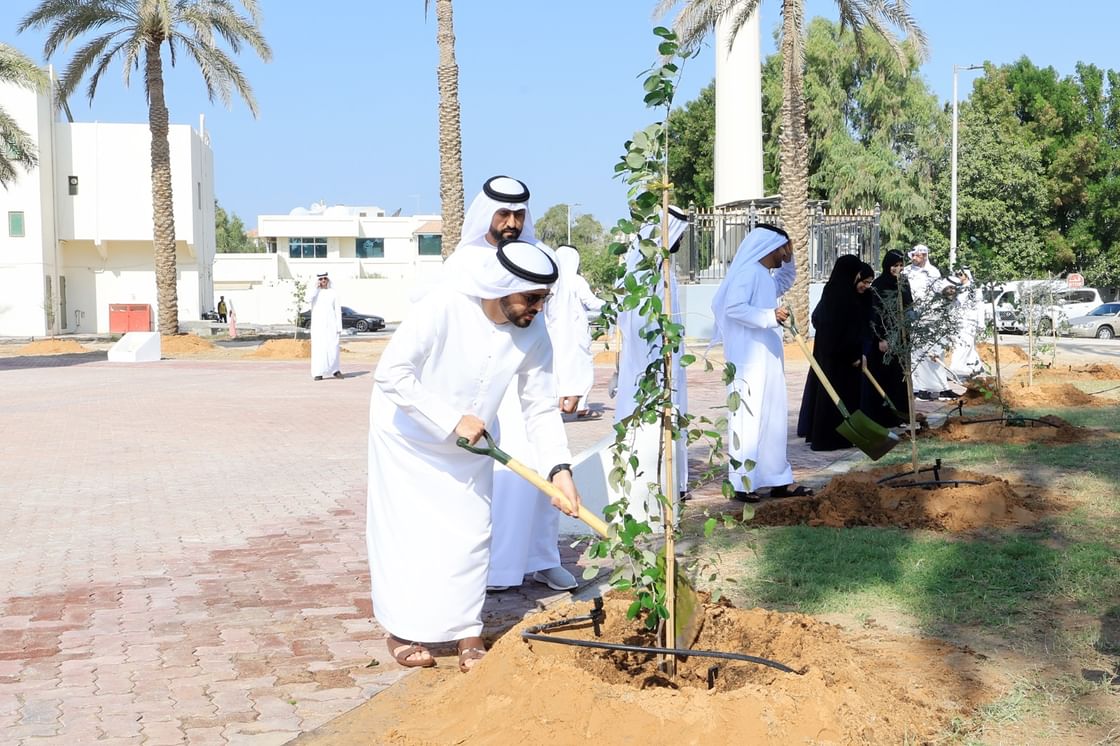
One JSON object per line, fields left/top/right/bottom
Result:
{"left": 1063, "top": 303, "right": 1120, "bottom": 339}
{"left": 298, "top": 306, "right": 385, "bottom": 332}
{"left": 201, "top": 309, "right": 220, "bottom": 322}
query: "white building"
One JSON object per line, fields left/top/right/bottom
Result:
{"left": 0, "top": 80, "right": 215, "bottom": 336}
{"left": 212, "top": 205, "right": 444, "bottom": 324}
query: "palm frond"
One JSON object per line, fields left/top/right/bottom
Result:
{"left": 56, "top": 31, "right": 117, "bottom": 103}
{"left": 0, "top": 44, "right": 49, "bottom": 91}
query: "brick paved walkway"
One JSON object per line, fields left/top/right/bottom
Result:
{"left": 0, "top": 345, "right": 936, "bottom": 744}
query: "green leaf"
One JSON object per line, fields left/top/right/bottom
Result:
{"left": 627, "top": 599, "right": 642, "bottom": 619}
{"left": 679, "top": 353, "right": 696, "bottom": 366}
{"left": 582, "top": 566, "right": 599, "bottom": 580}
{"left": 625, "top": 151, "right": 645, "bottom": 169}
{"left": 728, "top": 390, "right": 741, "bottom": 412}
{"left": 653, "top": 26, "right": 674, "bottom": 39}
{"left": 703, "top": 517, "right": 717, "bottom": 538}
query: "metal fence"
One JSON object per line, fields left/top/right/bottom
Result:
{"left": 676, "top": 202, "right": 881, "bottom": 283}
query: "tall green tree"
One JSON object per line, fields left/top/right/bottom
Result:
{"left": 214, "top": 200, "right": 255, "bottom": 253}
{"left": 535, "top": 204, "right": 614, "bottom": 291}
{"left": 425, "top": 0, "right": 464, "bottom": 256}
{"left": 20, "top": 0, "right": 271, "bottom": 336}
{"left": 657, "top": 0, "right": 926, "bottom": 323}
{"left": 666, "top": 81, "right": 715, "bottom": 208}
{"left": 0, "top": 43, "right": 49, "bottom": 187}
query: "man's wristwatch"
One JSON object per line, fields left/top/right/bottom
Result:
{"left": 548, "top": 463, "right": 572, "bottom": 481}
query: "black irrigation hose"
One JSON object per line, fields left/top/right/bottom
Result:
{"left": 1090, "top": 383, "right": 1120, "bottom": 396}
{"left": 954, "top": 417, "right": 1060, "bottom": 428}
{"left": 877, "top": 459, "right": 943, "bottom": 484}
{"left": 521, "top": 599, "right": 802, "bottom": 676}
{"left": 885, "top": 479, "right": 986, "bottom": 488}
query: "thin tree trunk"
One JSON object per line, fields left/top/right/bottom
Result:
{"left": 778, "top": 0, "right": 810, "bottom": 326}
{"left": 145, "top": 42, "right": 179, "bottom": 336}
{"left": 435, "top": 0, "right": 464, "bottom": 257}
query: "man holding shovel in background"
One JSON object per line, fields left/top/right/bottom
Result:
{"left": 365, "top": 240, "right": 582, "bottom": 673}
{"left": 711, "top": 224, "right": 814, "bottom": 502}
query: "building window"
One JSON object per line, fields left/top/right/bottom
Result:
{"left": 417, "top": 234, "right": 442, "bottom": 256}
{"left": 8, "top": 211, "right": 25, "bottom": 238}
{"left": 356, "top": 237, "right": 384, "bottom": 258}
{"left": 266, "top": 237, "right": 277, "bottom": 253}
{"left": 288, "top": 237, "right": 327, "bottom": 258}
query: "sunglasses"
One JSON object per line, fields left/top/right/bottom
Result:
{"left": 519, "top": 291, "right": 553, "bottom": 306}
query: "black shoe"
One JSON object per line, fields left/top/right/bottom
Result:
{"left": 333, "top": 371, "right": 344, "bottom": 379}
{"left": 313, "top": 376, "right": 323, "bottom": 381}
{"left": 732, "top": 490, "right": 762, "bottom": 503}
{"left": 915, "top": 390, "right": 936, "bottom": 401}
{"left": 938, "top": 390, "right": 957, "bottom": 401}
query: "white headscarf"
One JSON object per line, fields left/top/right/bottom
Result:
{"left": 709, "top": 224, "right": 790, "bottom": 345}
{"left": 908, "top": 243, "right": 930, "bottom": 259}
{"left": 454, "top": 240, "right": 557, "bottom": 300}
{"left": 625, "top": 206, "right": 688, "bottom": 274}
{"left": 457, "top": 176, "right": 538, "bottom": 249}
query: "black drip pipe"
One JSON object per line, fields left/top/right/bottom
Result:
{"left": 520, "top": 597, "right": 802, "bottom": 676}
{"left": 888, "top": 479, "right": 986, "bottom": 488}
{"left": 954, "top": 417, "right": 1060, "bottom": 428}
{"left": 878, "top": 458, "right": 943, "bottom": 484}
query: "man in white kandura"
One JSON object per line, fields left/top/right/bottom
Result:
{"left": 711, "top": 223, "right": 813, "bottom": 502}
{"left": 444, "top": 176, "right": 582, "bottom": 594}
{"left": 903, "top": 244, "right": 954, "bottom": 400}
{"left": 947, "top": 268, "right": 985, "bottom": 380}
{"left": 366, "top": 240, "right": 582, "bottom": 673}
{"left": 308, "top": 272, "right": 343, "bottom": 381}
{"left": 610, "top": 206, "right": 690, "bottom": 524}
{"left": 553, "top": 244, "right": 605, "bottom": 418}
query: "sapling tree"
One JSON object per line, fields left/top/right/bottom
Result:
{"left": 291, "top": 280, "right": 307, "bottom": 339}
{"left": 580, "top": 28, "right": 744, "bottom": 655}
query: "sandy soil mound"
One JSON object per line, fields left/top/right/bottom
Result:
{"left": 1002, "top": 382, "right": 1098, "bottom": 408}
{"left": 249, "top": 339, "right": 311, "bottom": 359}
{"left": 17, "top": 339, "right": 88, "bottom": 355}
{"left": 750, "top": 467, "right": 1037, "bottom": 531}
{"left": 977, "top": 342, "right": 1027, "bottom": 363}
{"left": 160, "top": 334, "right": 215, "bottom": 354}
{"left": 1032, "top": 362, "right": 1120, "bottom": 381}
{"left": 381, "top": 596, "right": 990, "bottom": 744}
{"left": 934, "top": 414, "right": 1089, "bottom": 444}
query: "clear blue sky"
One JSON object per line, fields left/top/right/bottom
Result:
{"left": 3, "top": 1, "right": 1117, "bottom": 231}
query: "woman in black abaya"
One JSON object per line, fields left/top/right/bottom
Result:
{"left": 797, "top": 256, "right": 874, "bottom": 451}
{"left": 862, "top": 249, "right": 913, "bottom": 427}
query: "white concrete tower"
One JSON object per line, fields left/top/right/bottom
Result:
{"left": 713, "top": 12, "right": 764, "bottom": 205}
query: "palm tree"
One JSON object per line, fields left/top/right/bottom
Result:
{"left": 20, "top": 0, "right": 271, "bottom": 337}
{"left": 0, "top": 44, "right": 49, "bottom": 188}
{"left": 425, "top": 0, "right": 464, "bottom": 257}
{"left": 655, "top": 0, "right": 926, "bottom": 323}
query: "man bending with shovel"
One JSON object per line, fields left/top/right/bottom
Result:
{"left": 711, "top": 224, "right": 814, "bottom": 502}
{"left": 365, "top": 240, "right": 582, "bottom": 672}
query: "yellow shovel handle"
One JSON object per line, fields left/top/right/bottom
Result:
{"left": 862, "top": 363, "right": 888, "bottom": 398}
{"left": 503, "top": 457, "right": 610, "bottom": 538}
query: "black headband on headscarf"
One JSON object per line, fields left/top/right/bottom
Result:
{"left": 496, "top": 239, "right": 558, "bottom": 284}
{"left": 483, "top": 175, "right": 530, "bottom": 203}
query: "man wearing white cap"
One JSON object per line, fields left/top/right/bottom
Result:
{"left": 444, "top": 176, "right": 582, "bottom": 594}
{"left": 308, "top": 272, "right": 342, "bottom": 381}
{"left": 902, "top": 244, "right": 954, "bottom": 400}
{"left": 366, "top": 239, "right": 581, "bottom": 673}
{"left": 609, "top": 206, "right": 690, "bottom": 524}
{"left": 711, "top": 224, "right": 814, "bottom": 501}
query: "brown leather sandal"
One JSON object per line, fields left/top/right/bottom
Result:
{"left": 386, "top": 635, "right": 435, "bottom": 668}
{"left": 457, "top": 637, "right": 486, "bottom": 673}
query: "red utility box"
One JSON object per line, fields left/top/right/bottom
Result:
{"left": 108, "top": 304, "right": 152, "bottom": 333}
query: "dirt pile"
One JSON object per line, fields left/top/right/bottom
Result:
{"left": 1032, "top": 362, "right": 1120, "bottom": 381}
{"left": 935, "top": 415, "right": 1089, "bottom": 444}
{"left": 249, "top": 339, "right": 311, "bottom": 359}
{"left": 751, "top": 467, "right": 1037, "bottom": 531}
{"left": 161, "top": 334, "right": 215, "bottom": 355}
{"left": 17, "top": 339, "right": 88, "bottom": 355}
{"left": 379, "top": 596, "right": 990, "bottom": 744}
{"left": 977, "top": 342, "right": 1027, "bottom": 363}
{"left": 1002, "top": 382, "right": 1098, "bottom": 408}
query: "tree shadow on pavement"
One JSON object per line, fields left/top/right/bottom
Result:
{"left": 0, "top": 351, "right": 108, "bottom": 370}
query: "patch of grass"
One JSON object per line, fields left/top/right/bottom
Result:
{"left": 714, "top": 526, "right": 1120, "bottom": 631}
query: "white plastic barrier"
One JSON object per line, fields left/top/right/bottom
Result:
{"left": 107, "top": 332, "right": 161, "bottom": 363}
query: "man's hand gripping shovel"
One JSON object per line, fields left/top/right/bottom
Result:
{"left": 457, "top": 429, "right": 704, "bottom": 648}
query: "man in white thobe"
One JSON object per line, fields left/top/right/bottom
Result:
{"left": 308, "top": 272, "right": 343, "bottom": 380}
{"left": 711, "top": 224, "right": 812, "bottom": 501}
{"left": 443, "top": 176, "right": 581, "bottom": 593}
{"left": 366, "top": 240, "right": 581, "bottom": 671}
{"left": 948, "top": 268, "right": 985, "bottom": 379}
{"left": 902, "top": 244, "right": 953, "bottom": 400}
{"left": 553, "top": 244, "right": 605, "bottom": 417}
{"left": 610, "top": 206, "right": 690, "bottom": 525}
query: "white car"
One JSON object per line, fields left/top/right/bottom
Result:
{"left": 1064, "top": 303, "right": 1120, "bottom": 339}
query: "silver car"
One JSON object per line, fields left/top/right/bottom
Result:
{"left": 1064, "top": 303, "right": 1120, "bottom": 339}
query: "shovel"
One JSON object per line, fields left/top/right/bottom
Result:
{"left": 862, "top": 363, "right": 909, "bottom": 421}
{"left": 457, "top": 429, "right": 703, "bottom": 648}
{"left": 786, "top": 312, "right": 900, "bottom": 460}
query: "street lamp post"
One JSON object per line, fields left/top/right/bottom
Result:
{"left": 950, "top": 63, "right": 983, "bottom": 271}
{"left": 566, "top": 202, "right": 581, "bottom": 245}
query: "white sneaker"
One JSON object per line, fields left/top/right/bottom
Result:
{"left": 532, "top": 566, "right": 578, "bottom": 591}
